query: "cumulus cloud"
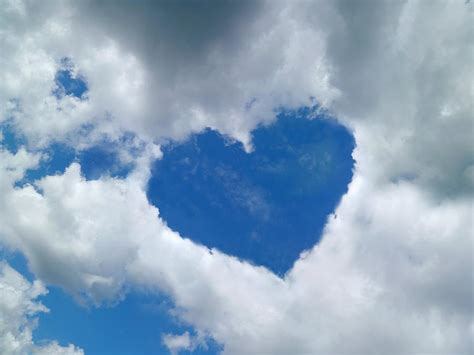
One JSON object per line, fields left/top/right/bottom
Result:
{"left": 1, "top": 0, "right": 337, "bottom": 150}
{"left": 0, "top": 262, "right": 83, "bottom": 355}
{"left": 0, "top": 0, "right": 472, "bottom": 354}
{"left": 2, "top": 0, "right": 471, "bottom": 191}
{"left": 0, "top": 148, "right": 471, "bottom": 354}
{"left": 162, "top": 331, "right": 204, "bottom": 355}
{"left": 322, "top": 0, "right": 474, "bottom": 197}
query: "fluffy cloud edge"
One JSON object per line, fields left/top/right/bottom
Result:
{"left": 0, "top": 262, "right": 84, "bottom": 355}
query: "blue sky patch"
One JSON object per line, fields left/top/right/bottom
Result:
{"left": 147, "top": 109, "right": 355, "bottom": 275}
{"left": 78, "top": 144, "right": 133, "bottom": 180}
{"left": 53, "top": 58, "right": 88, "bottom": 99}
{"left": 11, "top": 137, "right": 135, "bottom": 186}
{"left": 35, "top": 286, "right": 222, "bottom": 355}
{"left": 12, "top": 142, "right": 132, "bottom": 187}
{"left": 0, "top": 119, "right": 26, "bottom": 153}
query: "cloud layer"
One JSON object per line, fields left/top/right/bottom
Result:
{"left": 0, "top": 0, "right": 473, "bottom": 354}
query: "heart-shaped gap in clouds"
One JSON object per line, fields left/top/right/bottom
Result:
{"left": 147, "top": 108, "right": 355, "bottom": 275}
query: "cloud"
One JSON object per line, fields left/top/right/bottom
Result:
{"left": 0, "top": 148, "right": 471, "bottom": 354}
{"left": 162, "top": 331, "right": 204, "bottom": 355}
{"left": 2, "top": 0, "right": 470, "bottom": 193}
{"left": 0, "top": 262, "right": 84, "bottom": 355}
{"left": 0, "top": 0, "right": 472, "bottom": 354}
{"left": 321, "top": 0, "right": 474, "bottom": 197}
{"left": 1, "top": 0, "right": 336, "bottom": 150}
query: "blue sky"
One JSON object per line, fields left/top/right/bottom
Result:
{"left": 148, "top": 109, "right": 354, "bottom": 274}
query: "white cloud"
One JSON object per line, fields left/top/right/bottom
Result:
{"left": 323, "top": 0, "right": 474, "bottom": 198}
{"left": 0, "top": 0, "right": 472, "bottom": 354}
{"left": 32, "top": 342, "right": 84, "bottom": 355}
{"left": 0, "top": 262, "right": 84, "bottom": 355}
{"left": 1, "top": 0, "right": 337, "bottom": 150}
{"left": 162, "top": 331, "right": 204, "bottom": 355}
{"left": 0, "top": 149, "right": 471, "bottom": 354}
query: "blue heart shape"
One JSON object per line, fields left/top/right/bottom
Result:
{"left": 147, "top": 108, "right": 355, "bottom": 275}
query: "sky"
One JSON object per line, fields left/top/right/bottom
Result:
{"left": 0, "top": 1, "right": 472, "bottom": 355}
